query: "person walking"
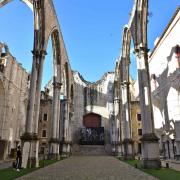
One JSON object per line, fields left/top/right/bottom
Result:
{"left": 16, "top": 145, "right": 22, "bottom": 171}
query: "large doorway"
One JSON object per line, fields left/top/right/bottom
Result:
{"left": 80, "top": 113, "right": 104, "bottom": 145}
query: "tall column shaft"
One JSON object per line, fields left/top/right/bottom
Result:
{"left": 135, "top": 47, "right": 160, "bottom": 168}
{"left": 25, "top": 54, "right": 38, "bottom": 134}
{"left": 50, "top": 77, "right": 61, "bottom": 158}
{"left": 136, "top": 48, "right": 154, "bottom": 134}
{"left": 121, "top": 82, "right": 133, "bottom": 159}
{"left": 121, "top": 83, "right": 131, "bottom": 139}
{"left": 22, "top": 50, "right": 41, "bottom": 168}
{"left": 34, "top": 50, "right": 46, "bottom": 134}
{"left": 52, "top": 78, "right": 61, "bottom": 139}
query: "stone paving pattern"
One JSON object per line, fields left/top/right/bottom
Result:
{"left": 16, "top": 156, "right": 157, "bottom": 180}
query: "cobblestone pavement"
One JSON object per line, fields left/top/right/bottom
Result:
{"left": 16, "top": 156, "right": 157, "bottom": 180}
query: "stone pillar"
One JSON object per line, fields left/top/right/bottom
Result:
{"left": 135, "top": 47, "right": 160, "bottom": 168}
{"left": 61, "top": 99, "right": 71, "bottom": 156}
{"left": 121, "top": 82, "right": 134, "bottom": 159}
{"left": 21, "top": 50, "right": 40, "bottom": 168}
{"left": 21, "top": 1, "right": 43, "bottom": 168}
{"left": 34, "top": 50, "right": 47, "bottom": 134}
{"left": 162, "top": 135, "right": 174, "bottom": 159}
{"left": 175, "top": 121, "right": 180, "bottom": 160}
{"left": 49, "top": 77, "right": 61, "bottom": 159}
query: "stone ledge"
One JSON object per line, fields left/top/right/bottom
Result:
{"left": 21, "top": 133, "right": 39, "bottom": 141}
{"left": 140, "top": 133, "right": 159, "bottom": 142}
{"left": 49, "top": 138, "right": 60, "bottom": 144}
{"left": 122, "top": 138, "right": 134, "bottom": 144}
{"left": 60, "top": 140, "right": 72, "bottom": 145}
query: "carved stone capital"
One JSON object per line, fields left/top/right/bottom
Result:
{"left": 53, "top": 82, "right": 62, "bottom": 89}
{"left": 32, "top": 49, "right": 47, "bottom": 58}
{"left": 134, "top": 46, "right": 149, "bottom": 58}
{"left": 120, "top": 81, "right": 130, "bottom": 86}
{"left": 34, "top": 0, "right": 41, "bottom": 9}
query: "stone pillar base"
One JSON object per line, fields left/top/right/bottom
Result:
{"left": 141, "top": 159, "right": 161, "bottom": 169}
{"left": 116, "top": 144, "right": 123, "bottom": 157}
{"left": 60, "top": 141, "right": 71, "bottom": 157}
{"left": 27, "top": 157, "right": 39, "bottom": 168}
{"left": 49, "top": 141, "right": 60, "bottom": 160}
{"left": 122, "top": 139, "right": 134, "bottom": 160}
{"left": 175, "top": 155, "right": 180, "bottom": 160}
{"left": 21, "top": 133, "right": 39, "bottom": 168}
{"left": 141, "top": 133, "right": 161, "bottom": 169}
{"left": 48, "top": 153, "right": 60, "bottom": 160}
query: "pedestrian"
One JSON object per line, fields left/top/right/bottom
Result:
{"left": 16, "top": 145, "right": 22, "bottom": 171}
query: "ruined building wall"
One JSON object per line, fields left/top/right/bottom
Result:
{"left": 149, "top": 7, "right": 180, "bottom": 134}
{"left": 0, "top": 43, "right": 29, "bottom": 159}
{"left": 72, "top": 71, "right": 115, "bottom": 147}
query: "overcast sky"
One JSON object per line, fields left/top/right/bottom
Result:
{"left": 0, "top": 0, "right": 179, "bottom": 88}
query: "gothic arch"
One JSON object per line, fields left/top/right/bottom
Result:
{"left": 0, "top": 0, "right": 33, "bottom": 10}
{"left": 50, "top": 28, "right": 61, "bottom": 84}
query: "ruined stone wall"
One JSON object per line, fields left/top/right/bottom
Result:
{"left": 0, "top": 44, "right": 29, "bottom": 159}
{"left": 72, "top": 71, "right": 115, "bottom": 146}
{"left": 149, "top": 8, "right": 180, "bottom": 133}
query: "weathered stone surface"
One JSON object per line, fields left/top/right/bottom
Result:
{"left": 0, "top": 42, "right": 29, "bottom": 160}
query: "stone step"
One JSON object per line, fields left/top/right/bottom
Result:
{"left": 72, "top": 144, "right": 109, "bottom": 156}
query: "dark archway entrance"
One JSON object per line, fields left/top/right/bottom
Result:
{"left": 80, "top": 113, "right": 104, "bottom": 145}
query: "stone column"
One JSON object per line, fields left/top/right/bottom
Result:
{"left": 61, "top": 99, "right": 71, "bottom": 156}
{"left": 135, "top": 47, "right": 160, "bottom": 168}
{"left": 21, "top": 1, "right": 43, "bottom": 168}
{"left": 25, "top": 52, "right": 38, "bottom": 135}
{"left": 21, "top": 50, "right": 39, "bottom": 168}
{"left": 175, "top": 121, "right": 180, "bottom": 160}
{"left": 121, "top": 82, "right": 134, "bottom": 159}
{"left": 49, "top": 77, "right": 61, "bottom": 159}
{"left": 34, "top": 50, "right": 47, "bottom": 134}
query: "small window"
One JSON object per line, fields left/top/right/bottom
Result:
{"left": 138, "top": 143, "right": 142, "bottom": 154}
{"left": 138, "top": 129, "right": 142, "bottom": 136}
{"left": 0, "top": 65, "right": 4, "bottom": 73}
{"left": 175, "top": 45, "right": 180, "bottom": 55}
{"left": 43, "top": 114, "right": 48, "bottom": 121}
{"left": 40, "top": 147, "right": 45, "bottom": 154}
{"left": 137, "top": 113, "right": 141, "bottom": 121}
{"left": 42, "top": 130, "right": 47, "bottom": 138}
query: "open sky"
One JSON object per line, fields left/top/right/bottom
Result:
{"left": 0, "top": 0, "right": 179, "bottom": 88}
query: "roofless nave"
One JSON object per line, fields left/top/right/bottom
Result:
{"left": 0, "top": 0, "right": 180, "bottom": 171}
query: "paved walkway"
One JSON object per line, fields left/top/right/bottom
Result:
{"left": 16, "top": 156, "right": 157, "bottom": 180}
